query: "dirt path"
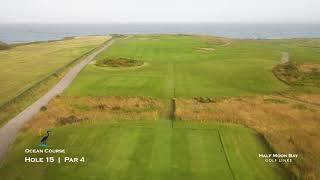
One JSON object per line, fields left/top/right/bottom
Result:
{"left": 0, "top": 39, "right": 114, "bottom": 162}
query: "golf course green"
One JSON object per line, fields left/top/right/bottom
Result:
{"left": 1, "top": 34, "right": 320, "bottom": 180}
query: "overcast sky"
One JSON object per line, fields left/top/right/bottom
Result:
{"left": 1, "top": 0, "right": 320, "bottom": 23}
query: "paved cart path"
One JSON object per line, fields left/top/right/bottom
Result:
{"left": 0, "top": 39, "right": 114, "bottom": 162}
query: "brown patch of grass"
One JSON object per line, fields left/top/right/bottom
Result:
{"left": 24, "top": 96, "right": 164, "bottom": 131}
{"left": 280, "top": 93, "right": 320, "bottom": 105}
{"left": 298, "top": 64, "right": 320, "bottom": 73}
{"left": 96, "top": 58, "right": 144, "bottom": 67}
{"left": 175, "top": 96, "right": 320, "bottom": 180}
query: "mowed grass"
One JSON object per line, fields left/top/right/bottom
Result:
{"left": 0, "top": 121, "right": 289, "bottom": 180}
{"left": 176, "top": 96, "right": 320, "bottom": 179}
{"left": 2, "top": 34, "right": 319, "bottom": 180}
{"left": 65, "top": 34, "right": 292, "bottom": 98}
{"left": 65, "top": 35, "right": 320, "bottom": 98}
{"left": 0, "top": 36, "right": 110, "bottom": 105}
{"left": 58, "top": 35, "right": 320, "bottom": 179}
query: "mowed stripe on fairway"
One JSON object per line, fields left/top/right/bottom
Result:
{"left": 221, "top": 129, "right": 289, "bottom": 180}
{"left": 125, "top": 128, "right": 155, "bottom": 180}
{"left": 188, "top": 130, "right": 234, "bottom": 180}
{"left": 105, "top": 127, "right": 141, "bottom": 179}
{"left": 148, "top": 120, "right": 172, "bottom": 180}
{"left": 0, "top": 121, "right": 289, "bottom": 180}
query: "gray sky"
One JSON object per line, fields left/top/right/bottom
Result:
{"left": 1, "top": 0, "right": 320, "bottom": 23}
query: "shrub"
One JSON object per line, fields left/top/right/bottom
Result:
{"left": 58, "top": 115, "right": 87, "bottom": 125}
{"left": 40, "top": 106, "right": 47, "bottom": 111}
{"left": 194, "top": 97, "right": 217, "bottom": 103}
{"left": 96, "top": 58, "right": 143, "bottom": 67}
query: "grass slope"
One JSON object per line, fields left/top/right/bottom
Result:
{"left": 0, "top": 121, "right": 289, "bottom": 180}
{"left": 0, "top": 36, "right": 110, "bottom": 105}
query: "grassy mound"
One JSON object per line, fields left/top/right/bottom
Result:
{"left": 273, "top": 62, "right": 320, "bottom": 87}
{"left": 96, "top": 58, "right": 144, "bottom": 68}
{"left": 0, "top": 41, "right": 10, "bottom": 50}
{"left": 273, "top": 62, "right": 301, "bottom": 84}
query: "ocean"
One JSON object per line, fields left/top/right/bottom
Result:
{"left": 0, "top": 23, "right": 320, "bottom": 43}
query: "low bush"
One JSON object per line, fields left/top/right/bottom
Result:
{"left": 96, "top": 58, "right": 144, "bottom": 67}
{"left": 58, "top": 115, "right": 88, "bottom": 125}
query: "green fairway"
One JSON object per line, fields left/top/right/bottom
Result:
{"left": 0, "top": 121, "right": 289, "bottom": 180}
{"left": 0, "top": 36, "right": 110, "bottom": 105}
{"left": 65, "top": 35, "right": 292, "bottom": 98}
{"left": 65, "top": 35, "right": 320, "bottom": 98}
{"left": 2, "top": 34, "right": 319, "bottom": 179}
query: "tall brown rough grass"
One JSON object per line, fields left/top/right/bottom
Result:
{"left": 175, "top": 96, "right": 320, "bottom": 180}
{"left": 281, "top": 93, "right": 320, "bottom": 105}
{"left": 24, "top": 96, "right": 164, "bottom": 131}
